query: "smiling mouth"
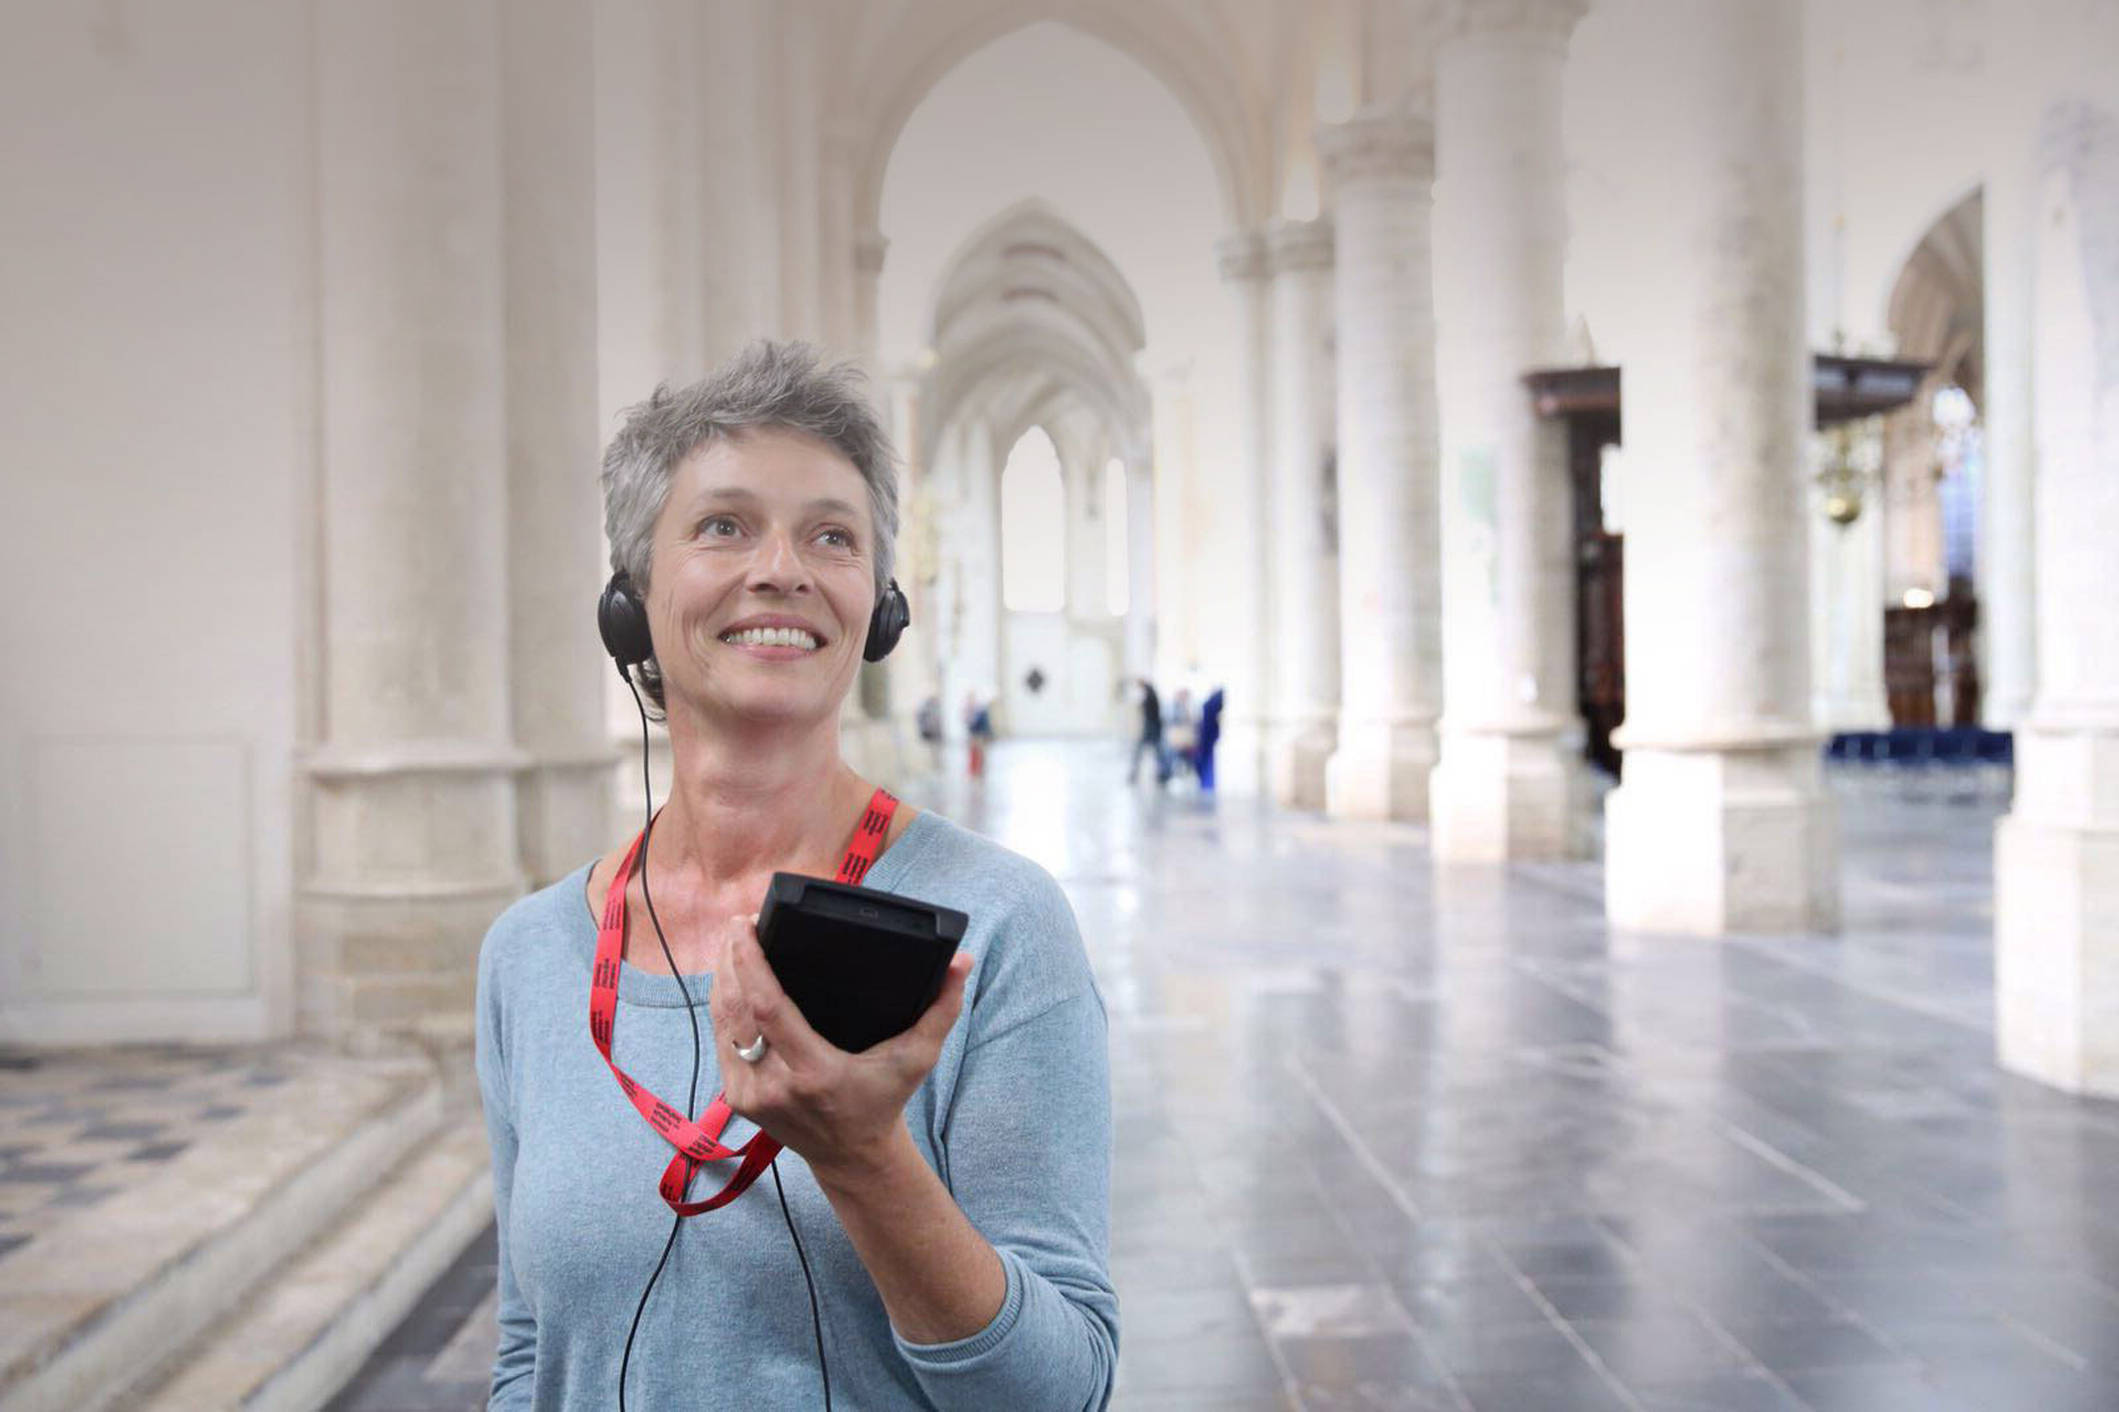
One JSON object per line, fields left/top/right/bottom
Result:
{"left": 720, "top": 626, "right": 821, "bottom": 651}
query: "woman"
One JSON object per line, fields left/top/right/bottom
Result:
{"left": 475, "top": 342, "right": 1117, "bottom": 1410}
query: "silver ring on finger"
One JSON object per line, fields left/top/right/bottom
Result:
{"left": 734, "top": 1033, "right": 769, "bottom": 1064}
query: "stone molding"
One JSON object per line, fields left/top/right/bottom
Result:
{"left": 300, "top": 870, "right": 526, "bottom": 903}
{"left": 1318, "top": 111, "right": 1436, "bottom": 188}
{"left": 301, "top": 739, "right": 535, "bottom": 779}
{"left": 1216, "top": 229, "right": 1270, "bottom": 283}
{"left": 1437, "top": 708, "right": 1581, "bottom": 739}
{"left": 1444, "top": 0, "right": 1591, "bottom": 42}
{"left": 2024, "top": 702, "right": 2119, "bottom": 735}
{"left": 1607, "top": 717, "right": 1821, "bottom": 753}
{"left": 514, "top": 745, "right": 624, "bottom": 773}
{"left": 1265, "top": 216, "right": 1334, "bottom": 273}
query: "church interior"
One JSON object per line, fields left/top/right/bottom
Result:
{"left": 2, "top": 1, "right": 2116, "bottom": 1408}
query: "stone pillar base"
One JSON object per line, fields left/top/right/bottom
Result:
{"left": 299, "top": 880, "right": 522, "bottom": 1048}
{"left": 1604, "top": 744, "right": 1838, "bottom": 934}
{"left": 1270, "top": 718, "right": 1337, "bottom": 812}
{"left": 1325, "top": 720, "right": 1436, "bottom": 822}
{"left": 1995, "top": 728, "right": 2119, "bottom": 1097}
{"left": 301, "top": 751, "right": 526, "bottom": 1046}
{"left": 1216, "top": 715, "right": 1268, "bottom": 797}
{"left": 1430, "top": 729, "right": 1588, "bottom": 862}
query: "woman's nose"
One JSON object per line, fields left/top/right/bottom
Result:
{"left": 746, "top": 529, "right": 811, "bottom": 592}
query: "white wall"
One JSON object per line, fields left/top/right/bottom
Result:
{"left": 0, "top": 2, "right": 310, "bottom": 1042}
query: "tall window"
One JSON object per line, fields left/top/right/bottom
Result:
{"left": 1103, "top": 457, "right": 1129, "bottom": 615}
{"left": 1001, "top": 428, "right": 1066, "bottom": 613}
{"left": 1933, "top": 384, "right": 1981, "bottom": 584}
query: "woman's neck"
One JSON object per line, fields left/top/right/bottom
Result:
{"left": 650, "top": 709, "right": 868, "bottom": 892}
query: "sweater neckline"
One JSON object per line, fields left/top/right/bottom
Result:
{"left": 565, "top": 809, "right": 942, "bottom": 1008}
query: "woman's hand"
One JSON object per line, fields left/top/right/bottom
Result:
{"left": 709, "top": 913, "right": 973, "bottom": 1182}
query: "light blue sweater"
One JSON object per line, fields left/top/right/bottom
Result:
{"left": 475, "top": 810, "right": 1117, "bottom": 1410}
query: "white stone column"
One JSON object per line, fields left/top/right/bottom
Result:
{"left": 1981, "top": 159, "right": 2039, "bottom": 729}
{"left": 1214, "top": 231, "right": 1274, "bottom": 796}
{"left": 1125, "top": 455, "right": 1157, "bottom": 683}
{"left": 865, "top": 342, "right": 923, "bottom": 755}
{"left": 937, "top": 420, "right": 1003, "bottom": 737}
{"left": 1319, "top": 113, "right": 1444, "bottom": 822}
{"left": 1263, "top": 217, "right": 1340, "bottom": 811}
{"left": 1151, "top": 365, "right": 1204, "bottom": 685}
{"left": 841, "top": 222, "right": 896, "bottom": 772}
{"left": 854, "top": 229, "right": 889, "bottom": 364}
{"left": 1428, "top": 0, "right": 1589, "bottom": 861}
{"left": 506, "top": 0, "right": 616, "bottom": 889}
{"left": 1067, "top": 438, "right": 1108, "bottom": 621}
{"left": 699, "top": 0, "right": 781, "bottom": 357}
{"left": 774, "top": 0, "right": 823, "bottom": 342}
{"left": 819, "top": 130, "right": 860, "bottom": 356}
{"left": 1601, "top": 0, "right": 1838, "bottom": 934}
{"left": 593, "top": 0, "right": 708, "bottom": 422}
{"left": 303, "top": 1, "right": 526, "bottom": 1040}
{"left": 1975, "top": 0, "right": 2068, "bottom": 734}
{"left": 928, "top": 421, "right": 969, "bottom": 749}
{"left": 1995, "top": 102, "right": 2119, "bottom": 1097}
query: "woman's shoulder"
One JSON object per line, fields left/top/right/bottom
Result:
{"left": 479, "top": 860, "right": 597, "bottom": 993}
{"left": 892, "top": 811, "right": 1067, "bottom": 916}
{"left": 892, "top": 814, "right": 1103, "bottom": 1050}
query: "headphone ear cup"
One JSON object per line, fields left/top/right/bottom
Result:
{"left": 597, "top": 572, "right": 656, "bottom": 669}
{"left": 863, "top": 579, "right": 910, "bottom": 663}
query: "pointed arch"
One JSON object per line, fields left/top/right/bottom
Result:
{"left": 847, "top": 2, "right": 1270, "bottom": 238}
{"left": 917, "top": 199, "right": 1152, "bottom": 465}
{"left": 1887, "top": 185, "right": 1985, "bottom": 402}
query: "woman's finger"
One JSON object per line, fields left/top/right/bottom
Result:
{"left": 711, "top": 915, "right": 757, "bottom": 1053}
{"left": 726, "top": 914, "right": 829, "bottom": 1065}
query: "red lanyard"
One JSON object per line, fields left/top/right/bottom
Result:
{"left": 590, "top": 789, "right": 898, "bottom": 1215}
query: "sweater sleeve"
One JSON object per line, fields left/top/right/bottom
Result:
{"left": 892, "top": 878, "right": 1118, "bottom": 1411}
{"left": 476, "top": 928, "right": 539, "bottom": 1411}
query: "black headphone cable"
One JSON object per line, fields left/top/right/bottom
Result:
{"left": 613, "top": 676, "right": 832, "bottom": 1412}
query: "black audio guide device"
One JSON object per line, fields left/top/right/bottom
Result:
{"left": 755, "top": 874, "right": 969, "bottom": 1053}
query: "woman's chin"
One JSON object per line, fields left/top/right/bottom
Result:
{"left": 684, "top": 684, "right": 849, "bottom": 732}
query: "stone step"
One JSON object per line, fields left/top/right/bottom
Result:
{"left": 0, "top": 1048, "right": 443, "bottom": 1412}
{"left": 132, "top": 1123, "right": 492, "bottom": 1412}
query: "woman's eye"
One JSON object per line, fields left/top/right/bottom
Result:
{"left": 700, "top": 516, "right": 740, "bottom": 539}
{"left": 817, "top": 527, "right": 854, "bottom": 549}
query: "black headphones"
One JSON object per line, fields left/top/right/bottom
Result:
{"left": 597, "top": 570, "right": 909, "bottom": 672}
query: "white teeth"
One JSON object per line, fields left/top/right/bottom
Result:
{"left": 722, "top": 626, "right": 818, "bottom": 650}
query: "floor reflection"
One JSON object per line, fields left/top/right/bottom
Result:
{"left": 339, "top": 743, "right": 2119, "bottom": 1412}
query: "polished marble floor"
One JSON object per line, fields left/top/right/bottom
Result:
{"left": 339, "top": 744, "right": 2119, "bottom": 1411}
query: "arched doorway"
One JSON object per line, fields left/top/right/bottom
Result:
{"left": 1883, "top": 187, "right": 1985, "bottom": 727}
{"left": 862, "top": 17, "right": 1244, "bottom": 744}
{"left": 913, "top": 199, "right": 1153, "bottom": 738}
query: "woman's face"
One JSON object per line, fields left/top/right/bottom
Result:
{"left": 645, "top": 427, "right": 877, "bottom": 730}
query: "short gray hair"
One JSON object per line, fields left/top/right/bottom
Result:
{"left": 600, "top": 340, "right": 900, "bottom": 710}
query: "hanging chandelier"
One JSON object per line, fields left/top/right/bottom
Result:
{"left": 1816, "top": 415, "right": 1884, "bottom": 526}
